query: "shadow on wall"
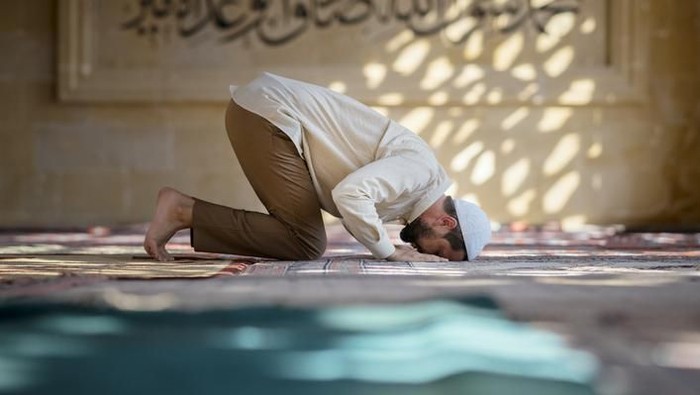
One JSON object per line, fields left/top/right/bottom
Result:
{"left": 78, "top": 0, "right": 695, "bottom": 227}
{"left": 321, "top": 5, "right": 616, "bottom": 228}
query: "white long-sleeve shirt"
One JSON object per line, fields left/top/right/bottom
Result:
{"left": 230, "top": 72, "right": 451, "bottom": 258}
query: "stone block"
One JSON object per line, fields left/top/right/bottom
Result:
{"left": 0, "top": 2, "right": 23, "bottom": 33}
{"left": 34, "top": 122, "right": 175, "bottom": 173}
{"left": 0, "top": 81, "right": 29, "bottom": 127}
{"left": 0, "top": 32, "right": 52, "bottom": 83}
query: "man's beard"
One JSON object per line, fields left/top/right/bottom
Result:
{"left": 400, "top": 218, "right": 433, "bottom": 243}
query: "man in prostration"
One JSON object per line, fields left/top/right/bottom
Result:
{"left": 144, "top": 72, "right": 491, "bottom": 262}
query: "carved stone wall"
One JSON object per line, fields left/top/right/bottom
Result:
{"left": 0, "top": 0, "right": 698, "bottom": 228}
{"left": 60, "top": 0, "right": 645, "bottom": 106}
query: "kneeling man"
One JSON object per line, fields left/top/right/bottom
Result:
{"left": 144, "top": 73, "right": 491, "bottom": 262}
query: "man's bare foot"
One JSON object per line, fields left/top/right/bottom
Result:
{"left": 144, "top": 187, "right": 194, "bottom": 262}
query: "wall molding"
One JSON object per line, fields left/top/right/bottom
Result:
{"left": 58, "top": 0, "right": 650, "bottom": 106}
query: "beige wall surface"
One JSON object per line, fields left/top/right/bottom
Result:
{"left": 1, "top": 0, "right": 698, "bottom": 228}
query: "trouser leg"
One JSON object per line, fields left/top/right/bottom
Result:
{"left": 190, "top": 100, "right": 326, "bottom": 260}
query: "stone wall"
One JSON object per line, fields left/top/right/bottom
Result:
{"left": 0, "top": 0, "right": 698, "bottom": 228}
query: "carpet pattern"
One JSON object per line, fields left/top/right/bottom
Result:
{"left": 0, "top": 224, "right": 698, "bottom": 284}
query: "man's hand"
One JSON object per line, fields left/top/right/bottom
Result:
{"left": 387, "top": 245, "right": 448, "bottom": 262}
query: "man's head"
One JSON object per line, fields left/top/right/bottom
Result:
{"left": 400, "top": 196, "right": 491, "bottom": 261}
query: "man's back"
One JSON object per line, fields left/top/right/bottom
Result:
{"left": 230, "top": 72, "right": 449, "bottom": 221}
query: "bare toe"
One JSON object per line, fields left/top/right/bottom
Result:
{"left": 155, "top": 246, "right": 173, "bottom": 262}
{"left": 143, "top": 239, "right": 159, "bottom": 260}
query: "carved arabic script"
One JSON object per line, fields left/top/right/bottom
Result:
{"left": 122, "top": 0, "right": 581, "bottom": 46}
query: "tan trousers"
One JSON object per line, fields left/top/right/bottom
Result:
{"left": 190, "top": 100, "right": 327, "bottom": 260}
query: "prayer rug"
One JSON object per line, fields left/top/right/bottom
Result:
{"left": 0, "top": 224, "right": 697, "bottom": 283}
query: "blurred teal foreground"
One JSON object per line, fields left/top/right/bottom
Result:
{"left": 0, "top": 298, "right": 598, "bottom": 395}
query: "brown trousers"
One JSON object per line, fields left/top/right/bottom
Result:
{"left": 190, "top": 100, "right": 327, "bottom": 260}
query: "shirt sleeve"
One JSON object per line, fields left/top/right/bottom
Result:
{"left": 331, "top": 154, "right": 434, "bottom": 259}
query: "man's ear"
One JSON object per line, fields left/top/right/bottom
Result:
{"left": 438, "top": 215, "right": 458, "bottom": 230}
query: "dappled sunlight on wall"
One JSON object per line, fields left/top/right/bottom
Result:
{"left": 314, "top": 0, "right": 613, "bottom": 225}
{"left": 13, "top": 0, "right": 687, "bottom": 228}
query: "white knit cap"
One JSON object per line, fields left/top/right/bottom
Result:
{"left": 454, "top": 199, "right": 492, "bottom": 261}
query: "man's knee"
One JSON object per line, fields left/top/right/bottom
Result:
{"left": 290, "top": 230, "right": 327, "bottom": 260}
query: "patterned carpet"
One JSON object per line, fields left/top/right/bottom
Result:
{"left": 0, "top": 223, "right": 698, "bottom": 285}
{"left": 1, "top": 224, "right": 697, "bottom": 395}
